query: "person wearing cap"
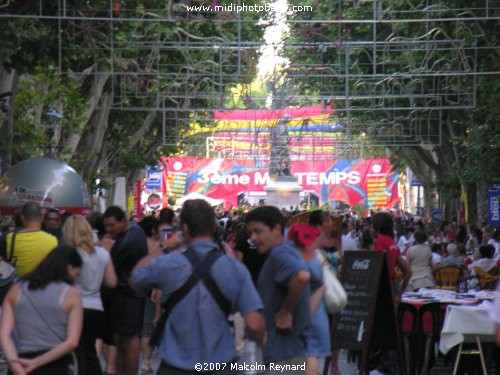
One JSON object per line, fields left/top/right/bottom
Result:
{"left": 440, "top": 242, "right": 466, "bottom": 267}
{"left": 288, "top": 224, "right": 329, "bottom": 375}
{"left": 245, "top": 206, "right": 312, "bottom": 373}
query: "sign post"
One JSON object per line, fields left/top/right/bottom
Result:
{"left": 146, "top": 167, "right": 163, "bottom": 190}
{"left": 432, "top": 208, "right": 444, "bottom": 224}
{"left": 487, "top": 185, "right": 500, "bottom": 227}
{"left": 331, "top": 251, "right": 405, "bottom": 374}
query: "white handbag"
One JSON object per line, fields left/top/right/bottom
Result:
{"left": 316, "top": 251, "right": 348, "bottom": 314}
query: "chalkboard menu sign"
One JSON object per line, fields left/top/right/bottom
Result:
{"left": 332, "top": 251, "right": 385, "bottom": 350}
{"left": 331, "top": 250, "right": 404, "bottom": 374}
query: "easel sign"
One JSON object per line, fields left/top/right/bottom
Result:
{"left": 331, "top": 251, "right": 405, "bottom": 374}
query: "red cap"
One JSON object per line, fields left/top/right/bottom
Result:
{"left": 288, "top": 224, "right": 321, "bottom": 249}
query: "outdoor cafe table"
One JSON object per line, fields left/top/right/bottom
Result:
{"left": 400, "top": 289, "right": 496, "bottom": 373}
{"left": 400, "top": 289, "right": 484, "bottom": 334}
{"left": 439, "top": 302, "right": 495, "bottom": 375}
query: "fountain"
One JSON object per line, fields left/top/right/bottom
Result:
{"left": 264, "top": 115, "right": 302, "bottom": 209}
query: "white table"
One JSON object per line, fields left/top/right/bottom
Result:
{"left": 439, "top": 304, "right": 495, "bottom": 375}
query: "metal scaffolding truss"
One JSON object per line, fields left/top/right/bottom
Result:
{"left": 1, "top": 0, "right": 499, "bottom": 153}
{"left": 176, "top": 109, "right": 441, "bottom": 160}
{"left": 2, "top": 0, "right": 499, "bottom": 22}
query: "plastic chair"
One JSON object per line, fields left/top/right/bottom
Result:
{"left": 434, "top": 266, "right": 464, "bottom": 291}
{"left": 418, "top": 302, "right": 445, "bottom": 375}
{"left": 398, "top": 302, "right": 419, "bottom": 375}
{"left": 474, "top": 266, "right": 498, "bottom": 290}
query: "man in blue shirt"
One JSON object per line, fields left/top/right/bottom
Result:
{"left": 245, "top": 206, "right": 312, "bottom": 372}
{"left": 131, "top": 199, "right": 266, "bottom": 374}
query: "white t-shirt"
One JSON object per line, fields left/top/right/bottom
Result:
{"left": 76, "top": 246, "right": 111, "bottom": 311}
{"left": 468, "top": 258, "right": 497, "bottom": 275}
{"left": 341, "top": 234, "right": 358, "bottom": 251}
{"left": 431, "top": 252, "right": 442, "bottom": 267}
{"left": 397, "top": 235, "right": 410, "bottom": 253}
{"left": 488, "top": 239, "right": 500, "bottom": 259}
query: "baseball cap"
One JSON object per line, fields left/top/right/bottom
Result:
{"left": 288, "top": 224, "right": 321, "bottom": 249}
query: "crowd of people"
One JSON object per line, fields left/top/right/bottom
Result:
{"left": 0, "top": 201, "right": 499, "bottom": 375}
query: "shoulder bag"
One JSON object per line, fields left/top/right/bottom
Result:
{"left": 316, "top": 250, "right": 348, "bottom": 314}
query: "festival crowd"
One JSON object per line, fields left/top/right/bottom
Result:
{"left": 0, "top": 201, "right": 499, "bottom": 375}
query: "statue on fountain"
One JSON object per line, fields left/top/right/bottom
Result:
{"left": 269, "top": 115, "right": 292, "bottom": 177}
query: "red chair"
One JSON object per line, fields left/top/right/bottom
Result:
{"left": 418, "top": 303, "right": 445, "bottom": 375}
{"left": 399, "top": 302, "right": 419, "bottom": 375}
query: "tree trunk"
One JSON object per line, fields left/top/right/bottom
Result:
{"left": 442, "top": 194, "right": 456, "bottom": 221}
{"left": 125, "top": 136, "right": 163, "bottom": 195}
{"left": 51, "top": 103, "right": 64, "bottom": 149}
{"left": 126, "top": 168, "right": 143, "bottom": 197}
{"left": 445, "top": 119, "right": 463, "bottom": 170}
{"left": 128, "top": 110, "right": 157, "bottom": 150}
{"left": 62, "top": 71, "right": 110, "bottom": 163}
{"left": 422, "top": 182, "right": 435, "bottom": 209}
{"left": 33, "top": 80, "right": 49, "bottom": 131}
{"left": 0, "top": 67, "right": 18, "bottom": 172}
{"left": 476, "top": 181, "right": 488, "bottom": 225}
{"left": 466, "top": 183, "right": 478, "bottom": 226}
{"left": 80, "top": 91, "right": 113, "bottom": 181}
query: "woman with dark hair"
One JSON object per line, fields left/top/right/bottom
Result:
{"left": 308, "top": 210, "right": 341, "bottom": 274}
{"left": 372, "top": 212, "right": 412, "bottom": 300}
{"left": 233, "top": 220, "right": 268, "bottom": 285}
{"left": 488, "top": 229, "right": 500, "bottom": 259}
{"left": 372, "top": 213, "right": 412, "bottom": 375}
{"left": 467, "top": 227, "right": 483, "bottom": 254}
{"left": 467, "top": 245, "right": 497, "bottom": 291}
{"left": 359, "top": 227, "right": 374, "bottom": 250}
{"left": 87, "top": 212, "right": 106, "bottom": 243}
{"left": 308, "top": 211, "right": 341, "bottom": 375}
{"left": 1, "top": 245, "right": 83, "bottom": 375}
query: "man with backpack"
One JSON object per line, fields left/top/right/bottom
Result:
{"left": 131, "top": 199, "right": 266, "bottom": 374}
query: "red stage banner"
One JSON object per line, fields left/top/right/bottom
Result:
{"left": 161, "top": 156, "right": 399, "bottom": 209}
{"left": 134, "top": 180, "right": 142, "bottom": 218}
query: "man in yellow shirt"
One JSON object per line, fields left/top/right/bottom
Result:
{"left": 5, "top": 203, "right": 57, "bottom": 276}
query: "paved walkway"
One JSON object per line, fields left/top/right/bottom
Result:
{"left": 2, "top": 348, "right": 496, "bottom": 374}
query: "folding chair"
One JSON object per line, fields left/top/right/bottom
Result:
{"left": 434, "top": 266, "right": 464, "bottom": 291}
